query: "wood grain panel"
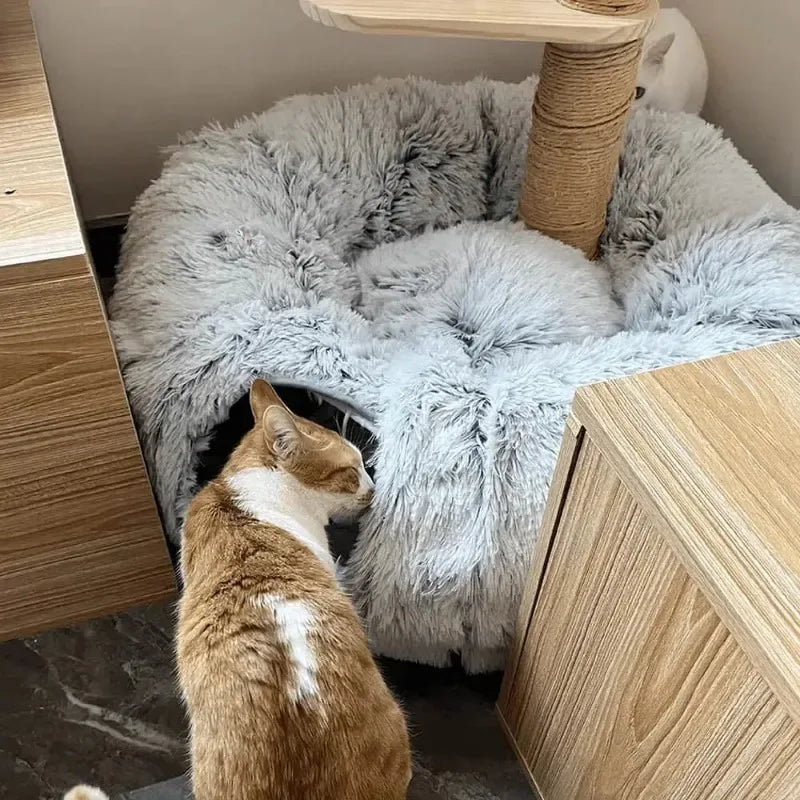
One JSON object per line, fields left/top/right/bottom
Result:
{"left": 498, "top": 417, "right": 584, "bottom": 713}
{"left": 573, "top": 340, "right": 800, "bottom": 726}
{"left": 499, "top": 437, "right": 800, "bottom": 800}
{"left": 299, "top": 0, "right": 657, "bottom": 44}
{"left": 0, "top": 0, "right": 83, "bottom": 267}
{"left": 0, "top": 255, "right": 84, "bottom": 288}
{"left": 0, "top": 264, "right": 175, "bottom": 639}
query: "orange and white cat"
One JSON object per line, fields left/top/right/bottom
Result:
{"left": 64, "top": 380, "right": 410, "bottom": 800}
{"left": 176, "top": 379, "right": 411, "bottom": 800}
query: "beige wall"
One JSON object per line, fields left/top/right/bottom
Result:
{"left": 671, "top": 0, "right": 799, "bottom": 207}
{"left": 31, "top": 0, "right": 540, "bottom": 220}
{"left": 33, "top": 0, "right": 799, "bottom": 220}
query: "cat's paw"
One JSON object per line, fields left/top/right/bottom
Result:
{"left": 63, "top": 785, "right": 109, "bottom": 800}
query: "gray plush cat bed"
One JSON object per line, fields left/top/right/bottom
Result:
{"left": 111, "top": 75, "right": 800, "bottom": 671}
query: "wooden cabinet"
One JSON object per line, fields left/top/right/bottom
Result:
{"left": 498, "top": 340, "right": 800, "bottom": 800}
{"left": 0, "top": 0, "right": 175, "bottom": 639}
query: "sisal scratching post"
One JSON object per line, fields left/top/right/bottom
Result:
{"left": 519, "top": 0, "right": 650, "bottom": 259}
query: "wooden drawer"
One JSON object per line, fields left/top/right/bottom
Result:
{"left": 0, "top": 260, "right": 176, "bottom": 638}
{"left": 498, "top": 341, "right": 800, "bottom": 800}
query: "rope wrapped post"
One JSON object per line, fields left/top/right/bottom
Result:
{"left": 519, "top": 0, "right": 652, "bottom": 259}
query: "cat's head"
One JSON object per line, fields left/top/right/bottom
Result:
{"left": 633, "top": 9, "right": 707, "bottom": 115}
{"left": 244, "top": 379, "right": 375, "bottom": 521}
{"left": 634, "top": 30, "right": 677, "bottom": 110}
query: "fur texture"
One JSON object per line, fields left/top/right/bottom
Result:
{"left": 63, "top": 788, "right": 109, "bottom": 800}
{"left": 177, "top": 380, "right": 410, "bottom": 800}
{"left": 111, "top": 75, "right": 800, "bottom": 671}
{"left": 634, "top": 8, "right": 708, "bottom": 114}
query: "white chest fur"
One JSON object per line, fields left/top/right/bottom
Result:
{"left": 226, "top": 467, "right": 335, "bottom": 570}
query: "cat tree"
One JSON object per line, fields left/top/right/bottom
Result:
{"left": 299, "top": 0, "right": 658, "bottom": 258}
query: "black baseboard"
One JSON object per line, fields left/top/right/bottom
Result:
{"left": 87, "top": 224, "right": 125, "bottom": 279}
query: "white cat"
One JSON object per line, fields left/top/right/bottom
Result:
{"left": 634, "top": 9, "right": 708, "bottom": 115}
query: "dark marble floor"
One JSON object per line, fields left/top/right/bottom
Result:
{"left": 0, "top": 602, "right": 533, "bottom": 800}
{"left": 0, "top": 604, "right": 185, "bottom": 800}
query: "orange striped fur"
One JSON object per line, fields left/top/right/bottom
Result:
{"left": 176, "top": 380, "right": 411, "bottom": 799}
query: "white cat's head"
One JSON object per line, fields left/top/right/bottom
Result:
{"left": 634, "top": 9, "right": 708, "bottom": 115}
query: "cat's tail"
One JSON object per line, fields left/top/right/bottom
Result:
{"left": 63, "top": 785, "right": 109, "bottom": 800}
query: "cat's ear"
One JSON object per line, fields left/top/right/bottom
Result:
{"left": 644, "top": 32, "right": 676, "bottom": 66}
{"left": 263, "top": 406, "right": 302, "bottom": 460}
{"left": 249, "top": 379, "right": 290, "bottom": 423}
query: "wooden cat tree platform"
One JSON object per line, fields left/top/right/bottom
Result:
{"left": 300, "top": 0, "right": 658, "bottom": 258}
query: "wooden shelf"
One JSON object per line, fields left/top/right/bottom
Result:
{"left": 572, "top": 339, "right": 800, "bottom": 725}
{"left": 0, "top": 0, "right": 84, "bottom": 268}
{"left": 499, "top": 339, "right": 800, "bottom": 798}
{"left": 299, "top": 0, "right": 657, "bottom": 44}
{"left": 0, "top": 0, "right": 176, "bottom": 639}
